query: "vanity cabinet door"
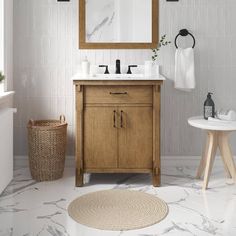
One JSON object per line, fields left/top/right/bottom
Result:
{"left": 118, "top": 107, "right": 153, "bottom": 169}
{"left": 84, "top": 107, "right": 118, "bottom": 169}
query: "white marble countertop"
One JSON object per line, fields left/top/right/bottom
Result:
{"left": 72, "top": 73, "right": 165, "bottom": 81}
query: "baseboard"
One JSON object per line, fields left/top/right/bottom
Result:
{"left": 14, "top": 155, "right": 226, "bottom": 169}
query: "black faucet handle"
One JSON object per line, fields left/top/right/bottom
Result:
{"left": 115, "top": 59, "right": 121, "bottom": 74}
{"left": 127, "top": 65, "right": 138, "bottom": 74}
{"left": 99, "top": 65, "right": 109, "bottom": 74}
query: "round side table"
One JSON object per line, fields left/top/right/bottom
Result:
{"left": 188, "top": 116, "right": 236, "bottom": 190}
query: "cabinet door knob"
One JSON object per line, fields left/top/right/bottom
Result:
{"left": 113, "top": 110, "right": 116, "bottom": 128}
{"left": 120, "top": 110, "right": 123, "bottom": 128}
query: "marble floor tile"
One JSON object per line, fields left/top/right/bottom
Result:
{"left": 0, "top": 165, "right": 236, "bottom": 236}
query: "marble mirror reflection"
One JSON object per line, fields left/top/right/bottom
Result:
{"left": 86, "top": 0, "right": 152, "bottom": 43}
{"left": 79, "top": 0, "right": 159, "bottom": 49}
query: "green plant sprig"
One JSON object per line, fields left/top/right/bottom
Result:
{"left": 0, "top": 71, "right": 5, "bottom": 83}
{"left": 152, "top": 34, "right": 171, "bottom": 62}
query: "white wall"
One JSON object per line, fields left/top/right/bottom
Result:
{"left": 0, "top": 0, "right": 13, "bottom": 109}
{"left": 0, "top": 0, "right": 13, "bottom": 91}
{"left": 13, "top": 0, "right": 236, "bottom": 157}
{"left": 0, "top": 0, "right": 4, "bottom": 72}
{"left": 4, "top": 0, "right": 13, "bottom": 91}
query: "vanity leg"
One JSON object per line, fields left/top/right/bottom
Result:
{"left": 75, "top": 85, "right": 84, "bottom": 187}
{"left": 152, "top": 168, "right": 160, "bottom": 187}
{"left": 76, "top": 168, "right": 83, "bottom": 187}
{"left": 152, "top": 85, "right": 161, "bottom": 187}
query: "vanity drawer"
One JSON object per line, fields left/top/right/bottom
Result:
{"left": 84, "top": 86, "right": 153, "bottom": 104}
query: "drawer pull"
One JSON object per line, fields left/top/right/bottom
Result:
{"left": 120, "top": 110, "right": 123, "bottom": 128}
{"left": 113, "top": 110, "right": 116, "bottom": 128}
{"left": 110, "top": 92, "right": 128, "bottom": 95}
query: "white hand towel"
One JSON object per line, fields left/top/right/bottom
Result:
{"left": 175, "top": 48, "right": 195, "bottom": 90}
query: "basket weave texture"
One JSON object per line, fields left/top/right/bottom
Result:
{"left": 27, "top": 116, "right": 67, "bottom": 181}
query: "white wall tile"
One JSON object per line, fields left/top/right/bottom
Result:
{"left": 13, "top": 0, "right": 236, "bottom": 156}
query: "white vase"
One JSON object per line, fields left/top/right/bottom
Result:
{"left": 144, "top": 61, "right": 160, "bottom": 78}
{"left": 81, "top": 57, "right": 90, "bottom": 76}
{"left": 0, "top": 82, "right": 4, "bottom": 93}
{"left": 154, "top": 64, "right": 160, "bottom": 78}
{"left": 144, "top": 61, "right": 153, "bottom": 77}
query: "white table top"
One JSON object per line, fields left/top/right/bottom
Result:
{"left": 188, "top": 116, "right": 236, "bottom": 131}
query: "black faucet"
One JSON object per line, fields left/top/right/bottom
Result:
{"left": 115, "top": 59, "right": 121, "bottom": 74}
{"left": 127, "top": 65, "right": 138, "bottom": 74}
{"left": 99, "top": 65, "right": 109, "bottom": 74}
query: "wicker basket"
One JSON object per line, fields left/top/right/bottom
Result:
{"left": 27, "top": 115, "right": 68, "bottom": 181}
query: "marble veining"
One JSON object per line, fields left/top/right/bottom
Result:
{"left": 86, "top": 0, "right": 115, "bottom": 42}
{"left": 0, "top": 165, "right": 236, "bottom": 236}
{"left": 85, "top": 0, "right": 152, "bottom": 43}
{"left": 86, "top": 16, "right": 110, "bottom": 41}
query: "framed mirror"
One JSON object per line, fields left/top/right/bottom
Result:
{"left": 79, "top": 0, "right": 159, "bottom": 49}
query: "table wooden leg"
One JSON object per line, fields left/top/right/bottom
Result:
{"left": 218, "top": 132, "right": 232, "bottom": 179}
{"left": 203, "top": 131, "right": 218, "bottom": 190}
{"left": 197, "top": 133, "right": 210, "bottom": 179}
{"left": 218, "top": 131, "right": 236, "bottom": 182}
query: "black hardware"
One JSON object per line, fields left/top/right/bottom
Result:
{"left": 120, "top": 110, "right": 124, "bottom": 128}
{"left": 116, "top": 59, "right": 121, "bottom": 74}
{"left": 113, "top": 110, "right": 116, "bottom": 128}
{"left": 99, "top": 65, "right": 109, "bottom": 74}
{"left": 110, "top": 92, "right": 128, "bottom": 95}
{"left": 175, "top": 29, "right": 195, "bottom": 48}
{"left": 127, "top": 65, "right": 138, "bottom": 74}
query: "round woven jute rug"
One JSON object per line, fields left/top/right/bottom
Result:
{"left": 68, "top": 189, "right": 168, "bottom": 231}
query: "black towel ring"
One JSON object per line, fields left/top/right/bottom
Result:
{"left": 175, "top": 29, "right": 195, "bottom": 49}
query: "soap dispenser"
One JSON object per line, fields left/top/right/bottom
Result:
{"left": 204, "top": 92, "right": 215, "bottom": 120}
{"left": 81, "top": 57, "right": 90, "bottom": 76}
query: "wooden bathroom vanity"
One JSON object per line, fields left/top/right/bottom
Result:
{"left": 73, "top": 77, "right": 164, "bottom": 187}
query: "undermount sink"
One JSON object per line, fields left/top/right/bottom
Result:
{"left": 94, "top": 74, "right": 144, "bottom": 79}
